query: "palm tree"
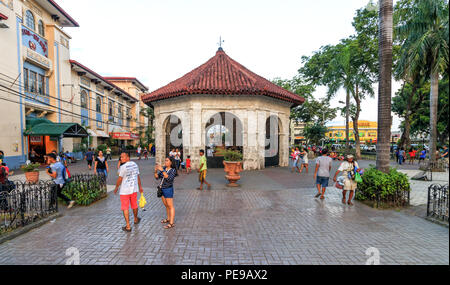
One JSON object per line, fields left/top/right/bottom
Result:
{"left": 396, "top": 0, "right": 449, "bottom": 164}
{"left": 376, "top": 0, "right": 394, "bottom": 173}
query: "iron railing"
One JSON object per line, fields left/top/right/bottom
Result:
{"left": 373, "top": 188, "right": 410, "bottom": 208}
{"left": 427, "top": 184, "right": 449, "bottom": 222}
{"left": 0, "top": 181, "right": 58, "bottom": 234}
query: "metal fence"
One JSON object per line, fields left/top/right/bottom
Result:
{"left": 373, "top": 188, "right": 410, "bottom": 208}
{"left": 427, "top": 184, "right": 449, "bottom": 222}
{"left": 0, "top": 181, "right": 58, "bottom": 234}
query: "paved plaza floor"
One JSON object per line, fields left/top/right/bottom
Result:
{"left": 1, "top": 158, "right": 448, "bottom": 265}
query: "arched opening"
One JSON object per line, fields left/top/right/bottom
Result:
{"left": 25, "top": 10, "right": 35, "bottom": 31}
{"left": 205, "top": 112, "right": 243, "bottom": 168}
{"left": 265, "top": 115, "right": 281, "bottom": 167}
{"left": 163, "top": 115, "right": 183, "bottom": 160}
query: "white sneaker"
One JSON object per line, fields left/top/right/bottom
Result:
{"left": 67, "top": 201, "right": 75, "bottom": 209}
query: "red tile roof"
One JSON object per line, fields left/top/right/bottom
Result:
{"left": 104, "top": 77, "right": 149, "bottom": 92}
{"left": 142, "top": 48, "right": 305, "bottom": 106}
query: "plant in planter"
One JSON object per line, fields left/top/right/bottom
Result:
{"left": 21, "top": 163, "right": 41, "bottom": 183}
{"left": 223, "top": 150, "right": 243, "bottom": 187}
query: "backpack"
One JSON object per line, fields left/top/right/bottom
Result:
{"left": 61, "top": 164, "right": 72, "bottom": 184}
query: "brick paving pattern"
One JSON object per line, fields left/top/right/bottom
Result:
{"left": 1, "top": 158, "right": 448, "bottom": 265}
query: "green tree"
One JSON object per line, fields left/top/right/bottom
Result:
{"left": 396, "top": 0, "right": 449, "bottom": 163}
{"left": 303, "top": 123, "right": 329, "bottom": 146}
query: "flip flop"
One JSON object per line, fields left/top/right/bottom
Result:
{"left": 134, "top": 217, "right": 141, "bottom": 224}
{"left": 314, "top": 193, "right": 321, "bottom": 198}
{"left": 122, "top": 226, "right": 131, "bottom": 232}
{"left": 161, "top": 219, "right": 170, "bottom": 224}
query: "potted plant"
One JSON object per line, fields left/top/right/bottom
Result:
{"left": 21, "top": 163, "right": 41, "bottom": 183}
{"left": 223, "top": 150, "right": 243, "bottom": 187}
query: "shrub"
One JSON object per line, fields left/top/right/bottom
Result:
{"left": 21, "top": 163, "right": 40, "bottom": 172}
{"left": 62, "top": 175, "right": 106, "bottom": 206}
{"left": 223, "top": 150, "right": 243, "bottom": 162}
{"left": 97, "top": 144, "right": 107, "bottom": 153}
{"left": 356, "top": 167, "right": 411, "bottom": 207}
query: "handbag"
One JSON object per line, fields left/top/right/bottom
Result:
{"left": 355, "top": 172, "right": 363, "bottom": 183}
{"left": 157, "top": 175, "right": 164, "bottom": 198}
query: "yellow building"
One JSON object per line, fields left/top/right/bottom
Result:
{"left": 325, "top": 120, "right": 378, "bottom": 143}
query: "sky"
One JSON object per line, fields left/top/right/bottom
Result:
{"left": 58, "top": 0, "right": 402, "bottom": 131}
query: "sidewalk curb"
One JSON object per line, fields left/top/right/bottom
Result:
{"left": 0, "top": 212, "right": 62, "bottom": 245}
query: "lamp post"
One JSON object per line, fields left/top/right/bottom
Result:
{"left": 338, "top": 99, "right": 350, "bottom": 154}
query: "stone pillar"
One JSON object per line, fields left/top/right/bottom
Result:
{"left": 191, "top": 102, "right": 202, "bottom": 169}
{"left": 154, "top": 108, "right": 165, "bottom": 166}
{"left": 279, "top": 113, "right": 290, "bottom": 167}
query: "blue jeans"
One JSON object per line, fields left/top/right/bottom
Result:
{"left": 97, "top": 169, "right": 108, "bottom": 178}
{"left": 399, "top": 156, "right": 404, "bottom": 165}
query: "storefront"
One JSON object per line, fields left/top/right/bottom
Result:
{"left": 24, "top": 118, "right": 88, "bottom": 163}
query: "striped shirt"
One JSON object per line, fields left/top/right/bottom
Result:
{"left": 156, "top": 167, "right": 176, "bottom": 189}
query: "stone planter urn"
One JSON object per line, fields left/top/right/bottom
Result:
{"left": 223, "top": 161, "right": 243, "bottom": 187}
{"left": 21, "top": 163, "right": 41, "bottom": 184}
{"left": 24, "top": 171, "right": 39, "bottom": 184}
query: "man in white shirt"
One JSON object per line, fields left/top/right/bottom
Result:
{"left": 114, "top": 152, "right": 144, "bottom": 232}
{"left": 313, "top": 149, "right": 333, "bottom": 199}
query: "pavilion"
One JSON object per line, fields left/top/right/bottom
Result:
{"left": 142, "top": 48, "right": 304, "bottom": 170}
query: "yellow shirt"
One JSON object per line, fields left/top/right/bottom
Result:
{"left": 199, "top": 155, "right": 207, "bottom": 171}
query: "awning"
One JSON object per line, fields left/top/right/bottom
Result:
{"left": 96, "top": 130, "right": 109, "bottom": 138}
{"left": 24, "top": 118, "right": 88, "bottom": 138}
{"left": 87, "top": 129, "right": 97, "bottom": 137}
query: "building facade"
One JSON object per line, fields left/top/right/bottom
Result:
{"left": 289, "top": 120, "right": 306, "bottom": 146}
{"left": 325, "top": 120, "right": 378, "bottom": 143}
{"left": 0, "top": 0, "right": 149, "bottom": 169}
{"left": 0, "top": 0, "right": 81, "bottom": 168}
{"left": 69, "top": 61, "right": 141, "bottom": 150}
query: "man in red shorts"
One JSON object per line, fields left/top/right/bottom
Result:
{"left": 114, "top": 152, "right": 143, "bottom": 232}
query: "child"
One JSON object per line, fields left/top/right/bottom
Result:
{"left": 186, "top": 155, "right": 191, "bottom": 174}
{"left": 197, "top": 150, "right": 211, "bottom": 190}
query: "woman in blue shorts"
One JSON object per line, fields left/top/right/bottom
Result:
{"left": 154, "top": 156, "right": 178, "bottom": 229}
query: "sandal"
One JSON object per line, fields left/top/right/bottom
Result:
{"left": 320, "top": 196, "right": 325, "bottom": 200}
{"left": 164, "top": 223, "right": 175, "bottom": 229}
{"left": 160, "top": 219, "right": 170, "bottom": 224}
{"left": 134, "top": 217, "right": 141, "bottom": 224}
{"left": 122, "top": 226, "right": 132, "bottom": 232}
{"left": 348, "top": 201, "right": 354, "bottom": 206}
{"left": 342, "top": 198, "right": 346, "bottom": 204}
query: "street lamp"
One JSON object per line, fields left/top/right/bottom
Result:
{"left": 338, "top": 99, "right": 350, "bottom": 153}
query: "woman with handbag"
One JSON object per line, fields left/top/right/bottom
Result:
{"left": 154, "top": 156, "right": 178, "bottom": 229}
{"left": 333, "top": 154, "right": 360, "bottom": 206}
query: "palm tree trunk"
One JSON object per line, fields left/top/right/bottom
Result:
{"left": 376, "top": 0, "right": 393, "bottom": 173}
{"left": 398, "top": 84, "right": 416, "bottom": 149}
{"left": 353, "top": 87, "right": 361, "bottom": 160}
{"left": 429, "top": 70, "right": 439, "bottom": 164}
{"left": 345, "top": 89, "right": 350, "bottom": 153}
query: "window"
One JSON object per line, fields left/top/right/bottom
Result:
{"left": 118, "top": 105, "right": 122, "bottom": 119}
{"left": 24, "top": 68, "right": 29, "bottom": 92}
{"left": 38, "top": 20, "right": 45, "bottom": 36}
{"left": 108, "top": 101, "right": 113, "bottom": 116}
{"left": 38, "top": 74, "right": 45, "bottom": 95}
{"left": 96, "top": 96, "right": 102, "bottom": 112}
{"left": 25, "top": 10, "right": 35, "bottom": 31}
{"left": 29, "top": 71, "right": 37, "bottom": 93}
{"left": 80, "top": 91, "right": 88, "bottom": 108}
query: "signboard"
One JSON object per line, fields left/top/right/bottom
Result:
{"left": 29, "top": 136, "right": 42, "bottom": 143}
{"left": 110, "top": 132, "right": 139, "bottom": 140}
{"left": 22, "top": 26, "right": 48, "bottom": 57}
